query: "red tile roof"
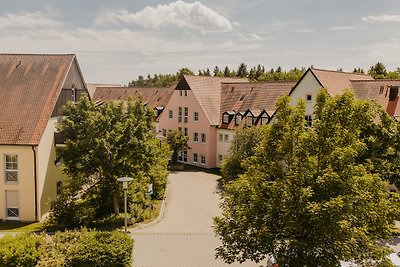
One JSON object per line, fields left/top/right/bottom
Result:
{"left": 351, "top": 80, "right": 400, "bottom": 118}
{"left": 92, "top": 86, "right": 174, "bottom": 119}
{"left": 86, "top": 83, "right": 122, "bottom": 99}
{"left": 0, "top": 54, "right": 77, "bottom": 145}
{"left": 311, "top": 68, "right": 373, "bottom": 95}
{"left": 181, "top": 75, "right": 247, "bottom": 125}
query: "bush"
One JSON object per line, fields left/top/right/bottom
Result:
{"left": 0, "top": 229, "right": 133, "bottom": 267}
{"left": 0, "top": 233, "right": 42, "bottom": 267}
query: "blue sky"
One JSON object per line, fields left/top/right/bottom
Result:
{"left": 1, "top": 0, "right": 400, "bottom": 84}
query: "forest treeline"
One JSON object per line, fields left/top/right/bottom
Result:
{"left": 128, "top": 62, "right": 400, "bottom": 87}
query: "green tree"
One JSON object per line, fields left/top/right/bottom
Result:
{"left": 368, "top": 62, "right": 388, "bottom": 79}
{"left": 236, "top": 63, "right": 249, "bottom": 78}
{"left": 221, "top": 127, "right": 263, "bottom": 184}
{"left": 166, "top": 129, "right": 188, "bottom": 165}
{"left": 214, "top": 90, "right": 400, "bottom": 266}
{"left": 52, "top": 96, "right": 169, "bottom": 227}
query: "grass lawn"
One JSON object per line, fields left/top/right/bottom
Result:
{"left": 0, "top": 221, "right": 46, "bottom": 232}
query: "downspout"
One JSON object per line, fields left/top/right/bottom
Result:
{"left": 31, "top": 146, "right": 38, "bottom": 222}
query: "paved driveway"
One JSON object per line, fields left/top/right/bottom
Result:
{"left": 132, "top": 171, "right": 261, "bottom": 267}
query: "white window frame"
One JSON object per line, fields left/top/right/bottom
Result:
{"left": 235, "top": 114, "right": 242, "bottom": 125}
{"left": 193, "top": 153, "right": 198, "bottom": 163}
{"left": 168, "top": 110, "right": 173, "bottom": 119}
{"left": 218, "top": 154, "right": 223, "bottom": 163}
{"left": 201, "top": 155, "right": 206, "bottom": 165}
{"left": 194, "top": 132, "right": 199, "bottom": 143}
{"left": 201, "top": 133, "right": 206, "bottom": 144}
{"left": 224, "top": 134, "right": 229, "bottom": 142}
{"left": 5, "top": 190, "right": 19, "bottom": 220}
{"left": 184, "top": 107, "right": 188, "bottom": 123}
{"left": 184, "top": 127, "right": 188, "bottom": 137}
{"left": 223, "top": 114, "right": 229, "bottom": 124}
{"left": 305, "top": 115, "right": 313, "bottom": 127}
{"left": 219, "top": 134, "right": 223, "bottom": 142}
{"left": 56, "top": 181, "right": 63, "bottom": 197}
{"left": 178, "top": 107, "right": 182, "bottom": 123}
{"left": 194, "top": 112, "right": 199, "bottom": 122}
{"left": 5, "top": 154, "right": 18, "bottom": 183}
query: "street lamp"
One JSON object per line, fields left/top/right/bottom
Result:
{"left": 117, "top": 177, "right": 133, "bottom": 233}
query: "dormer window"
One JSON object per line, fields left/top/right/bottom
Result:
{"left": 260, "top": 114, "right": 269, "bottom": 125}
{"left": 223, "top": 114, "right": 229, "bottom": 123}
{"left": 235, "top": 114, "right": 242, "bottom": 125}
{"left": 246, "top": 115, "right": 253, "bottom": 127}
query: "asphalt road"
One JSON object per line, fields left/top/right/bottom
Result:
{"left": 131, "top": 171, "right": 261, "bottom": 267}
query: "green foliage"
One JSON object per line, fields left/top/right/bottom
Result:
{"left": 0, "top": 229, "right": 133, "bottom": 267}
{"left": 51, "top": 96, "right": 169, "bottom": 229}
{"left": 215, "top": 90, "right": 400, "bottom": 266}
{"left": 166, "top": 129, "right": 188, "bottom": 165}
{"left": 0, "top": 234, "right": 42, "bottom": 267}
{"left": 221, "top": 126, "right": 263, "bottom": 184}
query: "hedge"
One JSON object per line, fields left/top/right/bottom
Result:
{"left": 0, "top": 229, "right": 133, "bottom": 267}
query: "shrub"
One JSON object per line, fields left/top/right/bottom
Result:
{"left": 0, "top": 233, "right": 42, "bottom": 267}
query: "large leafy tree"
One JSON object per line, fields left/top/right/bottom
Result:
{"left": 214, "top": 90, "right": 400, "bottom": 266}
{"left": 221, "top": 126, "right": 263, "bottom": 184}
{"left": 52, "top": 96, "right": 169, "bottom": 226}
{"left": 166, "top": 129, "right": 188, "bottom": 165}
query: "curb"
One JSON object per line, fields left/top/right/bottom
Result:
{"left": 130, "top": 179, "right": 171, "bottom": 232}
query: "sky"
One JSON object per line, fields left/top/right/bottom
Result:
{"left": 1, "top": 0, "right": 400, "bottom": 84}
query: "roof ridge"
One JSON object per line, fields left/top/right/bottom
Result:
{"left": 0, "top": 53, "right": 76, "bottom": 56}
{"left": 351, "top": 79, "right": 400, "bottom": 82}
{"left": 312, "top": 68, "right": 371, "bottom": 77}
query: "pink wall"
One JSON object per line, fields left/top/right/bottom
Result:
{"left": 159, "top": 89, "right": 217, "bottom": 168}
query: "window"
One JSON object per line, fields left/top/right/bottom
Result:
{"left": 219, "top": 134, "right": 223, "bottom": 142}
{"left": 224, "top": 134, "right": 229, "bottom": 142}
{"left": 201, "top": 133, "right": 206, "bottom": 143}
{"left": 168, "top": 110, "right": 173, "bottom": 119}
{"left": 178, "top": 107, "right": 182, "bottom": 123}
{"left": 184, "top": 127, "right": 188, "bottom": 137}
{"left": 218, "top": 154, "right": 223, "bottom": 163}
{"left": 260, "top": 115, "right": 268, "bottom": 125}
{"left": 178, "top": 127, "right": 182, "bottom": 133}
{"left": 5, "top": 154, "right": 18, "bottom": 182}
{"left": 389, "top": 86, "right": 399, "bottom": 101}
{"left": 71, "top": 86, "right": 76, "bottom": 102}
{"left": 235, "top": 114, "right": 242, "bottom": 125}
{"left": 194, "top": 132, "right": 199, "bottom": 142}
{"left": 179, "top": 149, "right": 188, "bottom": 162}
{"left": 180, "top": 90, "right": 188, "bottom": 97}
{"left": 201, "top": 155, "right": 206, "bottom": 165}
{"left": 193, "top": 153, "right": 198, "bottom": 163}
{"left": 184, "top": 107, "right": 188, "bottom": 123}
{"left": 306, "top": 94, "right": 312, "bottom": 102}
{"left": 5, "top": 190, "right": 19, "bottom": 219}
{"left": 162, "top": 129, "right": 167, "bottom": 136}
{"left": 194, "top": 112, "right": 199, "bottom": 122}
{"left": 305, "top": 115, "right": 313, "bottom": 127}
{"left": 223, "top": 114, "right": 229, "bottom": 124}
{"left": 56, "top": 181, "right": 63, "bottom": 197}
{"left": 246, "top": 115, "right": 253, "bottom": 127}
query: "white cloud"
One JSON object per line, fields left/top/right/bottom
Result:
{"left": 362, "top": 14, "right": 400, "bottom": 22}
{"left": 0, "top": 10, "right": 62, "bottom": 29}
{"left": 328, "top": 26, "right": 357, "bottom": 31}
{"left": 95, "top": 1, "right": 233, "bottom": 33}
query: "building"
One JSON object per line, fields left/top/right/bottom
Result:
{"left": 216, "top": 81, "right": 296, "bottom": 167}
{"left": 0, "top": 54, "right": 87, "bottom": 221}
{"left": 92, "top": 86, "right": 174, "bottom": 133}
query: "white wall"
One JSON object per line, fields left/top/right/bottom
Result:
{"left": 216, "top": 129, "right": 235, "bottom": 168}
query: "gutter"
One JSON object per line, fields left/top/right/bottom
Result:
{"left": 31, "top": 146, "right": 38, "bottom": 222}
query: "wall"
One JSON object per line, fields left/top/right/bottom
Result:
{"left": 289, "top": 71, "right": 321, "bottom": 116}
{"left": 37, "top": 117, "right": 67, "bottom": 220}
{"left": 216, "top": 129, "right": 235, "bottom": 168}
{"left": 0, "top": 145, "right": 36, "bottom": 221}
{"left": 159, "top": 89, "right": 217, "bottom": 168}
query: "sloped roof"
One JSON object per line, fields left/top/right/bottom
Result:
{"left": 181, "top": 75, "right": 247, "bottom": 125}
{"left": 220, "top": 82, "right": 295, "bottom": 128}
{"left": 86, "top": 83, "right": 122, "bottom": 99}
{"left": 311, "top": 68, "right": 373, "bottom": 95}
{"left": 351, "top": 80, "right": 400, "bottom": 118}
{"left": 92, "top": 86, "right": 174, "bottom": 110}
{"left": 0, "top": 54, "right": 76, "bottom": 145}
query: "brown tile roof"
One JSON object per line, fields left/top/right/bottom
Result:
{"left": 0, "top": 54, "right": 77, "bottom": 145}
{"left": 351, "top": 80, "right": 400, "bottom": 118}
{"left": 181, "top": 75, "right": 247, "bottom": 125}
{"left": 92, "top": 86, "right": 174, "bottom": 118}
{"left": 220, "top": 82, "right": 296, "bottom": 128}
{"left": 311, "top": 68, "right": 373, "bottom": 95}
{"left": 86, "top": 83, "right": 122, "bottom": 99}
